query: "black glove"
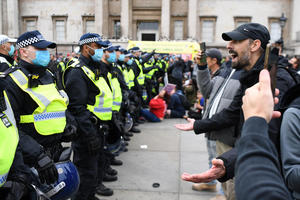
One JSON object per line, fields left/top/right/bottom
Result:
{"left": 61, "top": 124, "right": 78, "bottom": 142}
{"left": 35, "top": 153, "right": 58, "bottom": 185}
{"left": 86, "top": 135, "right": 101, "bottom": 156}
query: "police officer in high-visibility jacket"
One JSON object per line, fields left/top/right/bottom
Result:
{"left": 63, "top": 33, "right": 113, "bottom": 200}
{"left": 4, "top": 31, "right": 76, "bottom": 187}
{"left": 0, "top": 81, "right": 31, "bottom": 200}
{"left": 0, "top": 35, "right": 17, "bottom": 72}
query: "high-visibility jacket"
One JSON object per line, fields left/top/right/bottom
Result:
{"left": 0, "top": 91, "right": 18, "bottom": 187}
{"left": 119, "top": 65, "right": 130, "bottom": 87}
{"left": 127, "top": 67, "right": 135, "bottom": 89}
{"left": 110, "top": 65, "right": 122, "bottom": 111}
{"left": 144, "top": 61, "right": 157, "bottom": 80}
{"left": 134, "top": 58, "right": 145, "bottom": 85}
{"left": 67, "top": 59, "right": 113, "bottom": 121}
{"left": 58, "top": 61, "right": 66, "bottom": 72}
{"left": 9, "top": 69, "right": 68, "bottom": 135}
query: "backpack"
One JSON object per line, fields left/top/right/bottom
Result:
{"left": 178, "top": 94, "right": 191, "bottom": 110}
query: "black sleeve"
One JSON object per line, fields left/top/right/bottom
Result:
{"left": 64, "top": 68, "right": 98, "bottom": 137}
{"left": 193, "top": 87, "right": 243, "bottom": 134}
{"left": 235, "top": 117, "right": 293, "bottom": 200}
{"left": 217, "top": 147, "right": 237, "bottom": 182}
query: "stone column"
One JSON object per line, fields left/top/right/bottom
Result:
{"left": 161, "top": 0, "right": 171, "bottom": 40}
{"left": 291, "top": 0, "right": 300, "bottom": 41}
{"left": 6, "top": 0, "right": 19, "bottom": 37}
{"left": 121, "top": 0, "right": 132, "bottom": 39}
{"left": 188, "top": 0, "right": 197, "bottom": 40}
{"left": 95, "top": 0, "right": 109, "bottom": 38}
{"left": 0, "top": 0, "right": 2, "bottom": 34}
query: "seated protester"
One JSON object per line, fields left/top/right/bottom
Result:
{"left": 183, "top": 78, "right": 198, "bottom": 106}
{"left": 186, "top": 90, "right": 204, "bottom": 120}
{"left": 166, "top": 87, "right": 186, "bottom": 118}
{"left": 140, "top": 89, "right": 167, "bottom": 122}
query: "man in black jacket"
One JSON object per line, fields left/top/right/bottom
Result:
{"left": 176, "top": 23, "right": 270, "bottom": 200}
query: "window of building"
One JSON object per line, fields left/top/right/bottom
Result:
{"left": 23, "top": 17, "right": 38, "bottom": 32}
{"left": 234, "top": 17, "right": 251, "bottom": 28}
{"left": 174, "top": 20, "right": 183, "bottom": 40}
{"left": 52, "top": 16, "right": 67, "bottom": 42}
{"left": 269, "top": 18, "right": 281, "bottom": 42}
{"left": 113, "top": 20, "right": 121, "bottom": 39}
{"left": 83, "top": 16, "right": 95, "bottom": 34}
{"left": 200, "top": 17, "right": 216, "bottom": 42}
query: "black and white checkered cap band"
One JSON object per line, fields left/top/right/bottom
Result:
{"left": 78, "top": 37, "right": 101, "bottom": 46}
{"left": 16, "top": 37, "right": 42, "bottom": 49}
{"left": 0, "top": 38, "right": 9, "bottom": 45}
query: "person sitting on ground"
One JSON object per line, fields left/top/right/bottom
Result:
{"left": 140, "top": 89, "right": 167, "bottom": 122}
{"left": 186, "top": 90, "right": 204, "bottom": 120}
{"left": 166, "top": 87, "right": 186, "bottom": 118}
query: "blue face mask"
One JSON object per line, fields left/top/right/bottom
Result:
{"left": 127, "top": 59, "right": 133, "bottom": 65}
{"left": 91, "top": 48, "right": 103, "bottom": 62}
{"left": 8, "top": 45, "right": 15, "bottom": 57}
{"left": 32, "top": 50, "right": 50, "bottom": 67}
{"left": 107, "top": 52, "right": 116, "bottom": 63}
{"left": 118, "top": 54, "right": 125, "bottom": 62}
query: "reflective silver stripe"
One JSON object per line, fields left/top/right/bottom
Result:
{"left": 0, "top": 173, "right": 8, "bottom": 185}
{"left": 59, "top": 90, "right": 69, "bottom": 104}
{"left": 3, "top": 93, "right": 16, "bottom": 127}
{"left": 109, "top": 77, "right": 116, "bottom": 104}
{"left": 138, "top": 77, "right": 144, "bottom": 79}
{"left": 11, "top": 70, "right": 51, "bottom": 107}
{"left": 94, "top": 107, "right": 112, "bottom": 113}
{"left": 33, "top": 111, "right": 65, "bottom": 122}
{"left": 113, "top": 102, "right": 121, "bottom": 106}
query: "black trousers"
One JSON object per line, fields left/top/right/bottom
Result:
{"left": 72, "top": 133, "right": 105, "bottom": 200}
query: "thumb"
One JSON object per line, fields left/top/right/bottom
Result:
{"left": 259, "top": 69, "right": 271, "bottom": 92}
{"left": 212, "top": 158, "right": 224, "bottom": 167}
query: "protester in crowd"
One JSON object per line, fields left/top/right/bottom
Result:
{"left": 166, "top": 87, "right": 185, "bottom": 118}
{"left": 186, "top": 90, "right": 204, "bottom": 120}
{"left": 140, "top": 89, "right": 167, "bottom": 122}
{"left": 168, "top": 55, "right": 186, "bottom": 91}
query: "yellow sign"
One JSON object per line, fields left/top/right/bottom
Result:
{"left": 127, "top": 41, "right": 200, "bottom": 55}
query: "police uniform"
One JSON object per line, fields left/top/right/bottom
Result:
{"left": 5, "top": 31, "right": 68, "bottom": 186}
{"left": 64, "top": 33, "right": 113, "bottom": 200}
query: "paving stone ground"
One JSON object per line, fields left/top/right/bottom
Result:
{"left": 97, "top": 118, "right": 222, "bottom": 200}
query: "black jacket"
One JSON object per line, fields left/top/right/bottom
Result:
{"left": 64, "top": 55, "right": 102, "bottom": 140}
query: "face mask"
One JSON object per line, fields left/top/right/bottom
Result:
{"left": 8, "top": 45, "right": 15, "bottom": 57}
{"left": 118, "top": 54, "right": 125, "bottom": 62}
{"left": 88, "top": 46, "right": 103, "bottom": 62}
{"left": 127, "top": 59, "right": 133, "bottom": 65}
{"left": 107, "top": 52, "right": 116, "bottom": 63}
{"left": 32, "top": 50, "right": 50, "bottom": 67}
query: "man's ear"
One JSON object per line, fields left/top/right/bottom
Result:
{"left": 250, "top": 39, "right": 262, "bottom": 52}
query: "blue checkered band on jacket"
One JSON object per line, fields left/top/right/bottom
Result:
{"left": 0, "top": 173, "right": 8, "bottom": 185}
{"left": 16, "top": 36, "right": 41, "bottom": 49}
{"left": 78, "top": 37, "right": 101, "bottom": 46}
{"left": 33, "top": 111, "right": 65, "bottom": 122}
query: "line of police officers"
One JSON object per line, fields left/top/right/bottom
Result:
{"left": 0, "top": 30, "right": 170, "bottom": 200}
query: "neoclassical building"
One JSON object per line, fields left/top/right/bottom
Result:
{"left": 1, "top": 0, "right": 300, "bottom": 54}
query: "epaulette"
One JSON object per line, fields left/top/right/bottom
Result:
{"left": 0, "top": 66, "right": 20, "bottom": 78}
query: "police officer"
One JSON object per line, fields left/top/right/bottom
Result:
{"left": 4, "top": 30, "right": 77, "bottom": 189}
{"left": 63, "top": 33, "right": 114, "bottom": 200}
{"left": 0, "top": 35, "right": 17, "bottom": 71}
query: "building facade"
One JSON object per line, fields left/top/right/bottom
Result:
{"left": 1, "top": 0, "right": 300, "bottom": 54}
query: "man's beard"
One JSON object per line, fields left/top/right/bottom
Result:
{"left": 230, "top": 49, "right": 250, "bottom": 70}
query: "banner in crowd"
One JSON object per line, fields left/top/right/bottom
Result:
{"left": 127, "top": 40, "right": 200, "bottom": 60}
